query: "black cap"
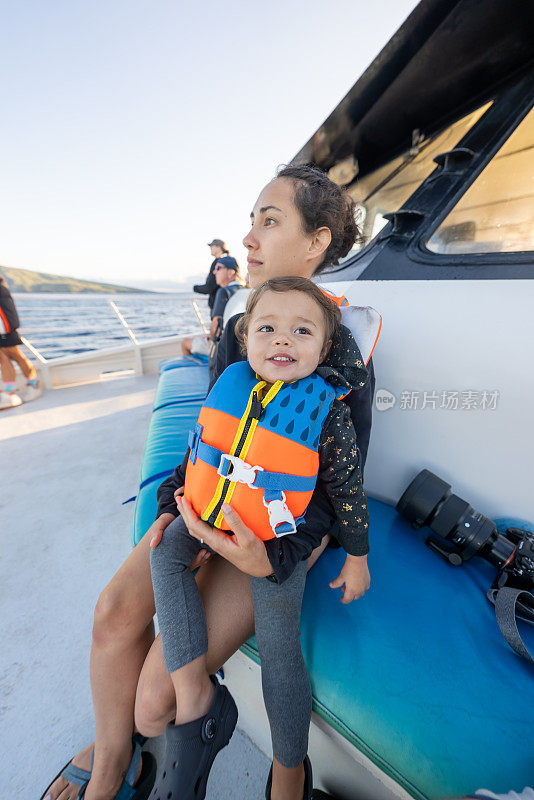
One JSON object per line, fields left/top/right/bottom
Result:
{"left": 215, "top": 256, "right": 238, "bottom": 273}
{"left": 208, "top": 238, "right": 226, "bottom": 249}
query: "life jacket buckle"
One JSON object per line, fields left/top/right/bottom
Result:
{"left": 217, "top": 454, "right": 263, "bottom": 488}
{"left": 263, "top": 492, "right": 297, "bottom": 537}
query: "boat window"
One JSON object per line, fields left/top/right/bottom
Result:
{"left": 339, "top": 102, "right": 492, "bottom": 262}
{"left": 426, "top": 107, "right": 534, "bottom": 254}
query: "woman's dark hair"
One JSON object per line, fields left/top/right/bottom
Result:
{"left": 235, "top": 277, "right": 341, "bottom": 359}
{"left": 276, "top": 163, "right": 362, "bottom": 273}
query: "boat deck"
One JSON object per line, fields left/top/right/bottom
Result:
{"left": 0, "top": 375, "right": 268, "bottom": 798}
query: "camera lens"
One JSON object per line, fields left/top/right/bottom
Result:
{"left": 396, "top": 469, "right": 451, "bottom": 528}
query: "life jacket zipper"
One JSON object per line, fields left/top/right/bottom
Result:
{"left": 206, "top": 391, "right": 263, "bottom": 526}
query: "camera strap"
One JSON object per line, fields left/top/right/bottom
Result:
{"left": 488, "top": 587, "right": 534, "bottom": 663}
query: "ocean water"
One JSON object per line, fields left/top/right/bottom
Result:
{"left": 13, "top": 293, "right": 210, "bottom": 360}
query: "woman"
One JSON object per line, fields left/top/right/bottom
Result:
{"left": 193, "top": 238, "right": 231, "bottom": 313}
{"left": 0, "top": 275, "right": 40, "bottom": 408}
{"left": 42, "top": 165, "right": 375, "bottom": 800}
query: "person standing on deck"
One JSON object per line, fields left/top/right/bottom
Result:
{"left": 182, "top": 256, "right": 243, "bottom": 357}
{"left": 192, "top": 238, "right": 230, "bottom": 313}
{"left": 0, "top": 275, "right": 41, "bottom": 409}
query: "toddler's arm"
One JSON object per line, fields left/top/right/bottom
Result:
{"left": 155, "top": 450, "right": 188, "bottom": 519}
{"left": 318, "top": 401, "right": 371, "bottom": 603}
{"left": 329, "top": 554, "right": 370, "bottom": 604}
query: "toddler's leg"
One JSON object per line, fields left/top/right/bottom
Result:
{"left": 150, "top": 515, "right": 207, "bottom": 673}
{"left": 149, "top": 519, "right": 238, "bottom": 800}
{"left": 251, "top": 560, "right": 311, "bottom": 768}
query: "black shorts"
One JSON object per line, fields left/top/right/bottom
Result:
{"left": 0, "top": 331, "right": 23, "bottom": 348}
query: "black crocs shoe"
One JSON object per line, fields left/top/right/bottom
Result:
{"left": 148, "top": 675, "right": 238, "bottom": 800}
{"left": 265, "top": 755, "right": 313, "bottom": 800}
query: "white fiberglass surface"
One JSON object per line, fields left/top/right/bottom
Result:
{"left": 328, "top": 279, "right": 534, "bottom": 523}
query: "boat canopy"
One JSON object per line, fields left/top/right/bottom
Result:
{"left": 292, "top": 0, "right": 533, "bottom": 179}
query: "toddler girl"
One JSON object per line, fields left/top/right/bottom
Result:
{"left": 149, "top": 276, "right": 370, "bottom": 800}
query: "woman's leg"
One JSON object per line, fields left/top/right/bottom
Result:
{"left": 2, "top": 344, "right": 35, "bottom": 378}
{"left": 46, "top": 529, "right": 158, "bottom": 800}
{"left": 251, "top": 560, "right": 310, "bottom": 800}
{"left": 0, "top": 348, "right": 16, "bottom": 384}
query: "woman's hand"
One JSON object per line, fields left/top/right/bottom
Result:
{"left": 329, "top": 554, "right": 370, "bottom": 604}
{"left": 148, "top": 512, "right": 174, "bottom": 549}
{"left": 177, "top": 496, "right": 273, "bottom": 578}
{"left": 148, "top": 488, "right": 185, "bottom": 548}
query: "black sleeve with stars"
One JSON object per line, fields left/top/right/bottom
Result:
{"left": 317, "top": 399, "right": 369, "bottom": 556}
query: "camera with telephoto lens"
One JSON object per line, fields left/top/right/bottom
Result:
{"left": 396, "top": 470, "right": 534, "bottom": 618}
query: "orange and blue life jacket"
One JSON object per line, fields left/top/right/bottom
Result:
{"left": 184, "top": 360, "right": 345, "bottom": 540}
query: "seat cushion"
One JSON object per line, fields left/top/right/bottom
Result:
{"left": 243, "top": 498, "right": 534, "bottom": 797}
{"left": 153, "top": 361, "right": 209, "bottom": 411}
{"left": 132, "top": 360, "right": 208, "bottom": 545}
{"left": 159, "top": 354, "right": 209, "bottom": 374}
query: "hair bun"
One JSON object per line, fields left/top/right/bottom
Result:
{"left": 277, "top": 164, "right": 363, "bottom": 272}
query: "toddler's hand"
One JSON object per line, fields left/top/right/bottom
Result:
{"left": 329, "top": 554, "right": 370, "bottom": 604}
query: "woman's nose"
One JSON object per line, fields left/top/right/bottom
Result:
{"left": 242, "top": 226, "right": 257, "bottom": 250}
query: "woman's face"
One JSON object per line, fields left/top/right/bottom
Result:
{"left": 243, "top": 178, "right": 329, "bottom": 289}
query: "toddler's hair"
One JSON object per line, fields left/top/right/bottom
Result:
{"left": 235, "top": 277, "right": 341, "bottom": 358}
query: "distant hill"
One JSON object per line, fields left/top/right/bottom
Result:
{"left": 0, "top": 266, "right": 151, "bottom": 294}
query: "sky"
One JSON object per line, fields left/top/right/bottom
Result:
{"left": 0, "top": 0, "right": 418, "bottom": 290}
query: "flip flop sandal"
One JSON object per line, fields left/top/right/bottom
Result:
{"left": 39, "top": 734, "right": 156, "bottom": 800}
{"left": 39, "top": 758, "right": 92, "bottom": 800}
{"left": 148, "top": 675, "right": 238, "bottom": 800}
{"left": 265, "top": 755, "right": 313, "bottom": 800}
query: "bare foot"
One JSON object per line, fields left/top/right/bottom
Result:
{"left": 43, "top": 742, "right": 94, "bottom": 800}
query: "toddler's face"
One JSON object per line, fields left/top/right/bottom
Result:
{"left": 245, "top": 290, "right": 327, "bottom": 385}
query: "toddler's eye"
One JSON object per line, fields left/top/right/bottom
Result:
{"left": 258, "top": 324, "right": 274, "bottom": 332}
{"left": 295, "top": 327, "right": 310, "bottom": 335}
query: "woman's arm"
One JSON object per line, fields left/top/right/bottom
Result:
{"left": 155, "top": 454, "right": 188, "bottom": 518}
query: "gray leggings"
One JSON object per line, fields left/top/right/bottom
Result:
{"left": 150, "top": 515, "right": 312, "bottom": 767}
